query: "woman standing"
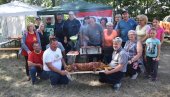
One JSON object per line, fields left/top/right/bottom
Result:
{"left": 113, "top": 14, "right": 121, "bottom": 29}
{"left": 102, "top": 22, "right": 118, "bottom": 64}
{"left": 124, "top": 30, "right": 143, "bottom": 79}
{"left": 100, "top": 17, "right": 108, "bottom": 29}
{"left": 37, "top": 23, "right": 47, "bottom": 51}
{"left": 136, "top": 14, "right": 150, "bottom": 43}
{"left": 21, "top": 23, "right": 41, "bottom": 81}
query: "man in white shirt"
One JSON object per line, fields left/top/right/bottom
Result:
{"left": 43, "top": 38, "right": 69, "bottom": 86}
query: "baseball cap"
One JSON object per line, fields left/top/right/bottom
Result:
{"left": 122, "top": 9, "right": 128, "bottom": 14}
{"left": 35, "top": 16, "right": 41, "bottom": 20}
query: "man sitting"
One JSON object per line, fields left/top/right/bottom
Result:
{"left": 28, "top": 42, "right": 44, "bottom": 85}
{"left": 43, "top": 38, "right": 69, "bottom": 86}
{"left": 99, "top": 37, "right": 128, "bottom": 91}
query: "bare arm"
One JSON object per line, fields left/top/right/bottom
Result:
{"left": 28, "top": 61, "right": 42, "bottom": 68}
{"left": 61, "top": 58, "right": 67, "bottom": 68}
{"left": 105, "top": 64, "right": 123, "bottom": 75}
{"left": 131, "top": 41, "right": 143, "bottom": 62}
{"left": 46, "top": 62, "right": 67, "bottom": 75}
{"left": 156, "top": 44, "right": 161, "bottom": 61}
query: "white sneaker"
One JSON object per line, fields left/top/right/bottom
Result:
{"left": 131, "top": 73, "right": 138, "bottom": 80}
{"left": 113, "top": 83, "right": 121, "bottom": 91}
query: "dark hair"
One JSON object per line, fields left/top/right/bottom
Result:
{"left": 153, "top": 17, "right": 160, "bottom": 21}
{"left": 49, "top": 38, "right": 57, "bottom": 44}
{"left": 32, "top": 42, "right": 39, "bottom": 47}
{"left": 90, "top": 17, "right": 96, "bottom": 22}
{"left": 100, "top": 17, "right": 108, "bottom": 24}
{"left": 82, "top": 16, "right": 90, "bottom": 25}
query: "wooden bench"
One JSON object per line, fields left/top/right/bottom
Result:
{"left": 0, "top": 48, "right": 21, "bottom": 58}
{"left": 0, "top": 39, "right": 16, "bottom": 48}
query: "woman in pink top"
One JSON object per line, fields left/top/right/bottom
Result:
{"left": 152, "top": 17, "right": 165, "bottom": 44}
{"left": 102, "top": 22, "right": 118, "bottom": 64}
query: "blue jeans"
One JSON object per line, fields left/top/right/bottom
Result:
{"left": 99, "top": 71, "right": 124, "bottom": 85}
{"left": 29, "top": 66, "right": 43, "bottom": 83}
{"left": 46, "top": 71, "right": 69, "bottom": 85}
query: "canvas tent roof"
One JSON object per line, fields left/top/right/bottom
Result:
{"left": 37, "top": 0, "right": 112, "bottom": 15}
{"left": 0, "top": 1, "right": 43, "bottom": 16}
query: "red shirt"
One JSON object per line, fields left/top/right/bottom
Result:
{"left": 22, "top": 32, "right": 37, "bottom": 56}
{"left": 28, "top": 50, "right": 44, "bottom": 65}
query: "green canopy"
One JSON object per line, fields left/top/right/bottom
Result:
{"left": 37, "top": 1, "right": 112, "bottom": 15}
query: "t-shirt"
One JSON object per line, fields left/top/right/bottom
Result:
{"left": 28, "top": 51, "right": 44, "bottom": 65}
{"left": 22, "top": 32, "right": 37, "bottom": 56}
{"left": 44, "top": 24, "right": 54, "bottom": 44}
{"left": 86, "top": 23, "right": 103, "bottom": 46}
{"left": 136, "top": 25, "right": 150, "bottom": 42}
{"left": 145, "top": 38, "right": 161, "bottom": 57}
{"left": 156, "top": 27, "right": 164, "bottom": 41}
{"left": 43, "top": 48, "right": 63, "bottom": 71}
{"left": 109, "top": 48, "right": 128, "bottom": 72}
{"left": 103, "top": 29, "right": 118, "bottom": 47}
{"left": 117, "top": 19, "right": 137, "bottom": 42}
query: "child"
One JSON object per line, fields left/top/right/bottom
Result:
{"left": 152, "top": 17, "right": 165, "bottom": 44}
{"left": 145, "top": 27, "right": 161, "bottom": 81}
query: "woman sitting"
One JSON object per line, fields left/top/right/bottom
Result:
{"left": 124, "top": 30, "right": 143, "bottom": 79}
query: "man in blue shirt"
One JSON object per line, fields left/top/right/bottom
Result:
{"left": 116, "top": 10, "right": 137, "bottom": 47}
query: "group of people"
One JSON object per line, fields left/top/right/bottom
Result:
{"left": 20, "top": 10, "right": 164, "bottom": 91}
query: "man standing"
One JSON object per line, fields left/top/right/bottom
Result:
{"left": 34, "top": 17, "right": 41, "bottom": 30}
{"left": 86, "top": 17, "right": 103, "bottom": 46}
{"left": 54, "top": 13, "right": 66, "bottom": 45}
{"left": 28, "top": 42, "right": 43, "bottom": 85}
{"left": 116, "top": 10, "right": 137, "bottom": 47}
{"left": 99, "top": 37, "right": 128, "bottom": 91}
{"left": 43, "top": 38, "right": 69, "bottom": 86}
{"left": 44, "top": 17, "right": 55, "bottom": 44}
{"left": 63, "top": 11, "right": 81, "bottom": 51}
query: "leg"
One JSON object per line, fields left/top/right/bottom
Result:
{"left": 48, "top": 71, "right": 60, "bottom": 85}
{"left": 146, "top": 56, "right": 152, "bottom": 77}
{"left": 151, "top": 60, "right": 159, "bottom": 80}
{"left": 58, "top": 75, "right": 69, "bottom": 84}
{"left": 24, "top": 56, "right": 29, "bottom": 76}
{"left": 29, "top": 66, "right": 38, "bottom": 84}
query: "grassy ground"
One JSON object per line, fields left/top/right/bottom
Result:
{"left": 0, "top": 39, "right": 170, "bottom": 97}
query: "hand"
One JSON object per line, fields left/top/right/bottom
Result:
{"left": 156, "top": 57, "right": 160, "bottom": 61}
{"left": 60, "top": 70, "right": 68, "bottom": 76}
{"left": 27, "top": 51, "right": 31, "bottom": 54}
{"left": 38, "top": 64, "right": 43, "bottom": 70}
{"left": 104, "top": 69, "right": 110, "bottom": 75}
{"left": 64, "top": 37, "right": 67, "bottom": 44}
{"left": 128, "top": 60, "right": 132, "bottom": 64}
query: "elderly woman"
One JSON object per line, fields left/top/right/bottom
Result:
{"left": 21, "top": 23, "right": 41, "bottom": 81}
{"left": 136, "top": 14, "right": 150, "bottom": 43}
{"left": 102, "top": 22, "right": 118, "bottom": 64}
{"left": 124, "top": 30, "right": 143, "bottom": 79}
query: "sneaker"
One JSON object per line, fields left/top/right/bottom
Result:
{"left": 113, "top": 83, "right": 121, "bottom": 91}
{"left": 131, "top": 73, "right": 138, "bottom": 80}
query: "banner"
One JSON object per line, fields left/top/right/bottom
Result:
{"left": 75, "top": 9, "right": 113, "bottom": 24}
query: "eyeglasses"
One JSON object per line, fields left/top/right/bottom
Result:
{"left": 139, "top": 19, "right": 143, "bottom": 21}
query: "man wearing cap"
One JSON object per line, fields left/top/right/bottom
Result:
{"left": 99, "top": 37, "right": 128, "bottom": 91}
{"left": 63, "top": 11, "right": 81, "bottom": 51}
{"left": 35, "top": 17, "right": 41, "bottom": 30}
{"left": 44, "top": 17, "right": 55, "bottom": 45}
{"left": 116, "top": 10, "right": 137, "bottom": 47}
